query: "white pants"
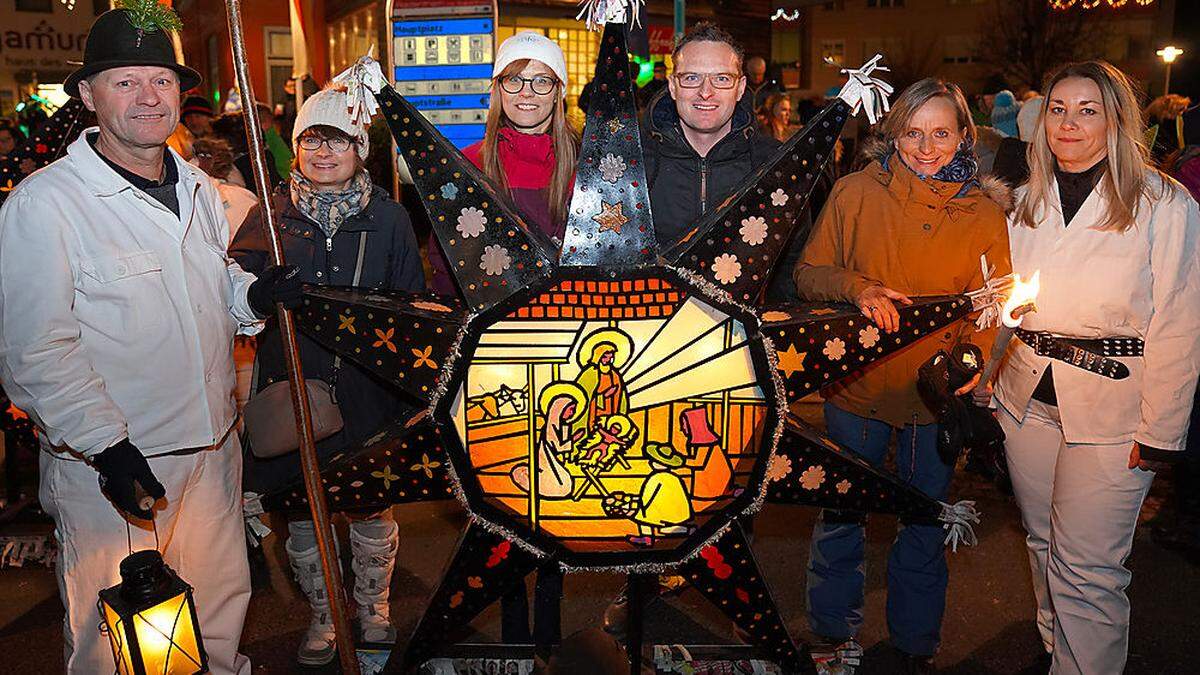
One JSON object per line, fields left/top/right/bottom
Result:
{"left": 39, "top": 433, "right": 251, "bottom": 675}
{"left": 999, "top": 400, "right": 1154, "bottom": 675}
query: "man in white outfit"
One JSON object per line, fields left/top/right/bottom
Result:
{"left": 0, "top": 7, "right": 301, "bottom": 673}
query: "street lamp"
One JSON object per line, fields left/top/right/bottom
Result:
{"left": 1157, "top": 45, "right": 1183, "bottom": 95}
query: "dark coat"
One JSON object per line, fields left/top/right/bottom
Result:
{"left": 642, "top": 91, "right": 808, "bottom": 300}
{"left": 229, "top": 184, "right": 425, "bottom": 495}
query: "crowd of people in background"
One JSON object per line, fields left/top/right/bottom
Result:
{"left": 2, "top": 5, "right": 1200, "bottom": 674}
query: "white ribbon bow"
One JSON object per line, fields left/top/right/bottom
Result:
{"left": 576, "top": 0, "right": 643, "bottom": 31}
{"left": 939, "top": 500, "right": 981, "bottom": 553}
{"left": 330, "top": 48, "right": 387, "bottom": 131}
{"left": 966, "top": 253, "right": 1016, "bottom": 330}
{"left": 835, "top": 54, "right": 894, "bottom": 125}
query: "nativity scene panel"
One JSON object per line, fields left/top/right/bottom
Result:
{"left": 445, "top": 276, "right": 773, "bottom": 557}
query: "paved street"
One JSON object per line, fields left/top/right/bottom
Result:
{"left": 2, "top": 459, "right": 1197, "bottom": 674}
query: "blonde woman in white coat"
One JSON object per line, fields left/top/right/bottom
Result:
{"left": 993, "top": 60, "right": 1200, "bottom": 675}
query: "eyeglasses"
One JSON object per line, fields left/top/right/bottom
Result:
{"left": 674, "top": 72, "right": 742, "bottom": 90}
{"left": 499, "top": 74, "right": 558, "bottom": 96}
{"left": 297, "top": 135, "right": 356, "bottom": 153}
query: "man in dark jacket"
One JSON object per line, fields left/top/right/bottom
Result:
{"left": 605, "top": 21, "right": 809, "bottom": 638}
{"left": 642, "top": 22, "right": 807, "bottom": 301}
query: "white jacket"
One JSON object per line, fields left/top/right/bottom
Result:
{"left": 0, "top": 130, "right": 264, "bottom": 458}
{"left": 995, "top": 170, "right": 1200, "bottom": 451}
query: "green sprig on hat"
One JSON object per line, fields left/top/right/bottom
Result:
{"left": 118, "top": 0, "right": 184, "bottom": 35}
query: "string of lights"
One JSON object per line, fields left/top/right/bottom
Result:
{"left": 1049, "top": 0, "right": 1156, "bottom": 9}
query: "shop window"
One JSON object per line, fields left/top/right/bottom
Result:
{"left": 820, "top": 40, "right": 845, "bottom": 67}
{"left": 328, "top": 5, "right": 378, "bottom": 76}
{"left": 264, "top": 26, "right": 293, "bottom": 109}
{"left": 942, "top": 35, "right": 980, "bottom": 64}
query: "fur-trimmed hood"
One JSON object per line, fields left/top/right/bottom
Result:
{"left": 857, "top": 135, "right": 1014, "bottom": 212}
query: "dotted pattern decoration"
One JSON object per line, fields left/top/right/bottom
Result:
{"left": 679, "top": 523, "right": 806, "bottom": 672}
{"left": 766, "top": 416, "right": 942, "bottom": 521}
{"left": 666, "top": 100, "right": 851, "bottom": 303}
{"left": 0, "top": 99, "right": 91, "bottom": 206}
{"left": 375, "top": 85, "right": 555, "bottom": 312}
{"left": 399, "top": 522, "right": 541, "bottom": 671}
{"left": 295, "top": 286, "right": 465, "bottom": 403}
{"left": 559, "top": 20, "right": 657, "bottom": 268}
{"left": 761, "top": 296, "right": 970, "bottom": 401}
{"left": 261, "top": 413, "right": 454, "bottom": 513}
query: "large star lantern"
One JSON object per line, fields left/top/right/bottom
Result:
{"left": 253, "top": 8, "right": 980, "bottom": 672}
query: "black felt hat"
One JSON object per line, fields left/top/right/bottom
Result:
{"left": 64, "top": 8, "right": 201, "bottom": 98}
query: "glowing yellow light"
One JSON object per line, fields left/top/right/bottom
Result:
{"left": 1158, "top": 46, "right": 1183, "bottom": 64}
{"left": 98, "top": 552, "right": 207, "bottom": 675}
{"left": 1002, "top": 271, "right": 1040, "bottom": 328}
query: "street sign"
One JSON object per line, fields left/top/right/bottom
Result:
{"left": 386, "top": 1, "right": 496, "bottom": 150}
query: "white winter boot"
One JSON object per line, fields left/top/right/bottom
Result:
{"left": 350, "top": 516, "right": 399, "bottom": 644}
{"left": 286, "top": 521, "right": 338, "bottom": 666}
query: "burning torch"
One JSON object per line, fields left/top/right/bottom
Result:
{"left": 975, "top": 271, "right": 1040, "bottom": 398}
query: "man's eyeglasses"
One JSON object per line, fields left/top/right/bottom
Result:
{"left": 297, "top": 135, "right": 356, "bottom": 153}
{"left": 674, "top": 72, "right": 741, "bottom": 90}
{"left": 499, "top": 74, "right": 558, "bottom": 96}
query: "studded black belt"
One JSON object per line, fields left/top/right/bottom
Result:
{"left": 1016, "top": 329, "right": 1142, "bottom": 380}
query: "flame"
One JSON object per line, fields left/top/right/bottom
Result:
{"left": 1001, "top": 271, "right": 1040, "bottom": 328}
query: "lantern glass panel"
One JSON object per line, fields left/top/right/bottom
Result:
{"left": 101, "top": 600, "right": 135, "bottom": 675}
{"left": 131, "top": 591, "right": 204, "bottom": 673}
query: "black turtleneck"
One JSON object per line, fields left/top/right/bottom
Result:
{"left": 1031, "top": 158, "right": 1108, "bottom": 406}
{"left": 1054, "top": 159, "right": 1105, "bottom": 226}
{"left": 87, "top": 132, "right": 180, "bottom": 217}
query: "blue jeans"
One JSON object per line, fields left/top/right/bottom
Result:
{"left": 806, "top": 402, "right": 953, "bottom": 656}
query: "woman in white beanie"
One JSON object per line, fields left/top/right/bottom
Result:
{"left": 429, "top": 30, "right": 579, "bottom": 295}
{"left": 229, "top": 84, "right": 426, "bottom": 667}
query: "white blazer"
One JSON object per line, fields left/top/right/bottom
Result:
{"left": 995, "top": 169, "right": 1200, "bottom": 451}
{"left": 0, "top": 130, "right": 264, "bottom": 458}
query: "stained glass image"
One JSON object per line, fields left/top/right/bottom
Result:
{"left": 445, "top": 273, "right": 778, "bottom": 558}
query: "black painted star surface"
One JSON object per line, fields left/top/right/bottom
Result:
{"left": 0, "top": 99, "right": 90, "bottom": 207}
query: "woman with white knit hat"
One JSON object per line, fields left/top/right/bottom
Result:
{"left": 229, "top": 79, "right": 426, "bottom": 666}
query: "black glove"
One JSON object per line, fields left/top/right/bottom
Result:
{"left": 92, "top": 439, "right": 166, "bottom": 519}
{"left": 918, "top": 344, "right": 985, "bottom": 466}
{"left": 247, "top": 265, "right": 304, "bottom": 318}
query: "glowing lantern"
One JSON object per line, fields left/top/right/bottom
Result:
{"left": 97, "top": 550, "right": 208, "bottom": 675}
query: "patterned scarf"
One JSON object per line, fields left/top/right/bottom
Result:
{"left": 289, "top": 168, "right": 372, "bottom": 238}
{"left": 884, "top": 141, "right": 979, "bottom": 186}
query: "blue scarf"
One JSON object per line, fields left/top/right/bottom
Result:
{"left": 883, "top": 142, "right": 979, "bottom": 187}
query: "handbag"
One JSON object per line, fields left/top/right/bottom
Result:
{"left": 244, "top": 378, "right": 344, "bottom": 458}
{"left": 244, "top": 231, "right": 367, "bottom": 458}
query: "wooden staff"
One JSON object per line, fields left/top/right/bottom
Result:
{"left": 221, "top": 2, "right": 360, "bottom": 673}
